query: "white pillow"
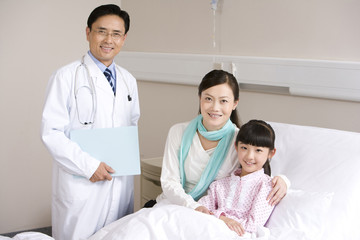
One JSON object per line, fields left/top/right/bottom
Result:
{"left": 266, "top": 189, "right": 333, "bottom": 240}
{"left": 268, "top": 122, "right": 360, "bottom": 240}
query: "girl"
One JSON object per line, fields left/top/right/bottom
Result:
{"left": 155, "top": 70, "right": 288, "bottom": 210}
{"left": 196, "top": 120, "right": 277, "bottom": 236}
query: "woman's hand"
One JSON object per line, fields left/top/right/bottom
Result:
{"left": 220, "top": 215, "right": 245, "bottom": 236}
{"left": 195, "top": 206, "right": 212, "bottom": 215}
{"left": 267, "top": 176, "right": 287, "bottom": 206}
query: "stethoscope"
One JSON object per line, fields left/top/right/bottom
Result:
{"left": 74, "top": 55, "right": 132, "bottom": 125}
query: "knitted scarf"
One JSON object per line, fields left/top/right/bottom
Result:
{"left": 179, "top": 114, "right": 235, "bottom": 200}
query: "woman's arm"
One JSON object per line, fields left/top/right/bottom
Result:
{"left": 267, "top": 174, "right": 290, "bottom": 206}
{"left": 158, "top": 123, "right": 200, "bottom": 208}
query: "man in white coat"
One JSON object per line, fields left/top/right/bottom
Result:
{"left": 41, "top": 4, "right": 140, "bottom": 240}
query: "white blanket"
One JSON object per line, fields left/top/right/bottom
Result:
{"left": 87, "top": 204, "right": 269, "bottom": 240}
{"left": 0, "top": 232, "right": 54, "bottom": 240}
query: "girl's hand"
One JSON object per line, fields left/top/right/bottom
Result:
{"left": 195, "top": 206, "right": 212, "bottom": 215}
{"left": 220, "top": 215, "right": 245, "bottom": 236}
{"left": 267, "top": 176, "right": 287, "bottom": 206}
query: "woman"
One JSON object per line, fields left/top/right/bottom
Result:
{"left": 154, "top": 70, "right": 288, "bottom": 210}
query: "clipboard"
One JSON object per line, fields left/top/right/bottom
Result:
{"left": 70, "top": 126, "right": 140, "bottom": 176}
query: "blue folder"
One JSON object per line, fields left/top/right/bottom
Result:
{"left": 70, "top": 126, "right": 140, "bottom": 176}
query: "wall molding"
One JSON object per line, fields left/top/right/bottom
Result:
{"left": 116, "top": 51, "right": 360, "bottom": 102}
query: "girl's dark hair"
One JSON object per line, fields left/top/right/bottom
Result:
{"left": 87, "top": 4, "right": 130, "bottom": 34}
{"left": 198, "top": 70, "right": 241, "bottom": 128}
{"left": 235, "top": 120, "right": 275, "bottom": 176}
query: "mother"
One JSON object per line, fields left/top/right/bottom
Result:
{"left": 154, "top": 69, "right": 288, "bottom": 209}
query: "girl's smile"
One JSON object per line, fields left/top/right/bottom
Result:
{"left": 236, "top": 142, "right": 275, "bottom": 177}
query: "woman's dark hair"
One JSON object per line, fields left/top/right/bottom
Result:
{"left": 198, "top": 70, "right": 241, "bottom": 128}
{"left": 235, "top": 120, "right": 275, "bottom": 176}
{"left": 87, "top": 4, "right": 130, "bottom": 34}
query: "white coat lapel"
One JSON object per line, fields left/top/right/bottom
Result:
{"left": 84, "top": 53, "right": 115, "bottom": 96}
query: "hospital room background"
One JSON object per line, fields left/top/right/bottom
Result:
{"left": 1, "top": 0, "right": 359, "bottom": 235}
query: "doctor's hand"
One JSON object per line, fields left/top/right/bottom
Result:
{"left": 267, "top": 176, "right": 287, "bottom": 206}
{"left": 89, "top": 162, "right": 115, "bottom": 182}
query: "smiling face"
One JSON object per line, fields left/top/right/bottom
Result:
{"left": 199, "top": 83, "right": 239, "bottom": 131}
{"left": 235, "top": 142, "right": 276, "bottom": 177}
{"left": 86, "top": 14, "right": 126, "bottom": 67}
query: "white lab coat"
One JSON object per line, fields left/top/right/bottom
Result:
{"left": 41, "top": 53, "right": 140, "bottom": 240}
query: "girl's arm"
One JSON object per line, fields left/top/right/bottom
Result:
{"left": 199, "top": 177, "right": 246, "bottom": 237}
{"left": 219, "top": 215, "right": 245, "bottom": 236}
{"left": 197, "top": 181, "right": 219, "bottom": 214}
{"left": 239, "top": 179, "right": 275, "bottom": 233}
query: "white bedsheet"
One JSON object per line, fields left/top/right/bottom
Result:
{"left": 87, "top": 203, "right": 269, "bottom": 240}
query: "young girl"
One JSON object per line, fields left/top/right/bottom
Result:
{"left": 196, "top": 119, "right": 276, "bottom": 237}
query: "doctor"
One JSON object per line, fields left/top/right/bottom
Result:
{"left": 41, "top": 4, "right": 140, "bottom": 240}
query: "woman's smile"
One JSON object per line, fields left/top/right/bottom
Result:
{"left": 200, "top": 83, "right": 238, "bottom": 131}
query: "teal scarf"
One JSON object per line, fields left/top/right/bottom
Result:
{"left": 179, "top": 115, "right": 235, "bottom": 201}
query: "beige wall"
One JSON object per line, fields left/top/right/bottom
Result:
{"left": 123, "top": 0, "right": 360, "bottom": 61}
{"left": 1, "top": 0, "right": 359, "bottom": 234}
{"left": 0, "top": 0, "right": 121, "bottom": 234}
{"left": 126, "top": 0, "right": 360, "bottom": 155}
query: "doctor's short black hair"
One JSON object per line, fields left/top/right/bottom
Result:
{"left": 87, "top": 4, "right": 130, "bottom": 34}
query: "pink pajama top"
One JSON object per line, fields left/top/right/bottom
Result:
{"left": 198, "top": 168, "right": 274, "bottom": 233}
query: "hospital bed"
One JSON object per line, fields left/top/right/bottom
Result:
{"left": 2, "top": 122, "right": 360, "bottom": 240}
{"left": 88, "top": 121, "right": 360, "bottom": 240}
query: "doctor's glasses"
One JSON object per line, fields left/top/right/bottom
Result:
{"left": 92, "top": 29, "right": 125, "bottom": 40}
